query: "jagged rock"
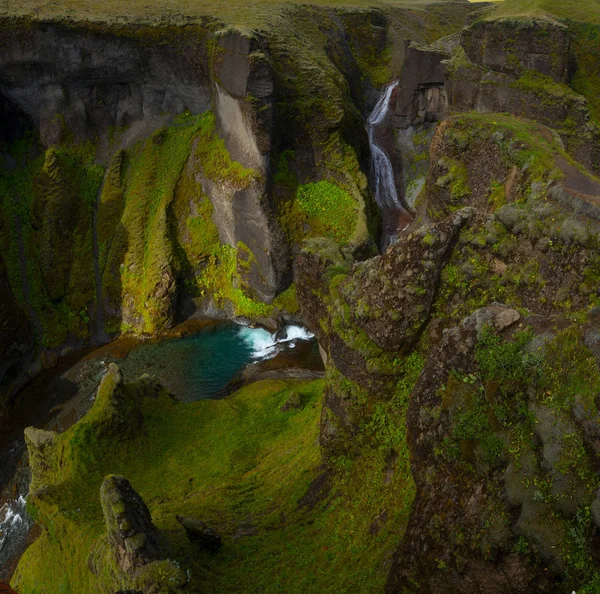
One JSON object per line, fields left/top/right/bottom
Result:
{"left": 386, "top": 306, "right": 599, "bottom": 592}
{"left": 23, "top": 427, "right": 58, "bottom": 492}
{"left": 176, "top": 515, "right": 222, "bottom": 552}
{"left": 297, "top": 211, "right": 474, "bottom": 454}
{"left": 336, "top": 208, "right": 474, "bottom": 353}
{"left": 100, "top": 475, "right": 161, "bottom": 573}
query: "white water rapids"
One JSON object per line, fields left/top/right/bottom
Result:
{"left": 367, "top": 81, "right": 402, "bottom": 210}
{"left": 238, "top": 324, "right": 314, "bottom": 360}
{"left": 0, "top": 491, "right": 30, "bottom": 567}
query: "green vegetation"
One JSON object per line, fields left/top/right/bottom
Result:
{"left": 436, "top": 156, "right": 471, "bottom": 202}
{"left": 295, "top": 181, "right": 359, "bottom": 243}
{"left": 0, "top": 134, "right": 103, "bottom": 347}
{"left": 13, "top": 371, "right": 415, "bottom": 593}
{"left": 0, "top": 0, "right": 483, "bottom": 29}
{"left": 494, "top": 0, "right": 600, "bottom": 25}
{"left": 105, "top": 110, "right": 269, "bottom": 333}
{"left": 276, "top": 150, "right": 363, "bottom": 245}
{"left": 435, "top": 324, "right": 600, "bottom": 586}
{"left": 570, "top": 22, "right": 600, "bottom": 122}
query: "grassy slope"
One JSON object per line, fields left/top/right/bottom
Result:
{"left": 13, "top": 376, "right": 415, "bottom": 593}
{"left": 0, "top": 0, "right": 474, "bottom": 27}
{"left": 493, "top": 0, "right": 600, "bottom": 23}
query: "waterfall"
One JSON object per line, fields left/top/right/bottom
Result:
{"left": 238, "top": 324, "right": 314, "bottom": 360}
{"left": 367, "top": 81, "right": 402, "bottom": 210}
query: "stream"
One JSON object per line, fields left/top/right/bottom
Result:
{"left": 0, "top": 321, "right": 319, "bottom": 582}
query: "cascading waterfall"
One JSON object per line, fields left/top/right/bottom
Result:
{"left": 238, "top": 325, "right": 314, "bottom": 360}
{"left": 367, "top": 81, "right": 401, "bottom": 210}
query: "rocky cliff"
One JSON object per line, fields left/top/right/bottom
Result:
{"left": 0, "top": 3, "right": 477, "bottom": 397}
{"left": 295, "top": 9, "right": 600, "bottom": 590}
{"left": 7, "top": 0, "right": 600, "bottom": 592}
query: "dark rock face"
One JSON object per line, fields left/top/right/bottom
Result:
{"left": 0, "top": 21, "right": 211, "bottom": 150}
{"left": 462, "top": 19, "right": 575, "bottom": 84}
{"left": 176, "top": 515, "right": 222, "bottom": 552}
{"left": 296, "top": 210, "right": 473, "bottom": 454}
{"left": 0, "top": 253, "right": 33, "bottom": 402}
{"left": 336, "top": 208, "right": 473, "bottom": 353}
{"left": 386, "top": 307, "right": 600, "bottom": 593}
{"left": 445, "top": 18, "right": 600, "bottom": 174}
{"left": 394, "top": 45, "right": 448, "bottom": 129}
{"left": 100, "top": 475, "right": 162, "bottom": 573}
{"left": 213, "top": 30, "right": 288, "bottom": 302}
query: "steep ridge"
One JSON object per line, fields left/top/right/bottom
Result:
{"left": 8, "top": 1, "right": 600, "bottom": 593}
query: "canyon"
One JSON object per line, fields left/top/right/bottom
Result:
{"left": 1, "top": 0, "right": 600, "bottom": 592}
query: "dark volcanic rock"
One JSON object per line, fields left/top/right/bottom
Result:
{"left": 445, "top": 18, "right": 600, "bottom": 174}
{"left": 394, "top": 44, "right": 448, "bottom": 128}
{"left": 0, "top": 20, "right": 211, "bottom": 150}
{"left": 100, "top": 475, "right": 162, "bottom": 573}
{"left": 213, "top": 29, "right": 288, "bottom": 303}
{"left": 0, "top": 252, "right": 34, "bottom": 402}
{"left": 176, "top": 515, "right": 222, "bottom": 552}
{"left": 337, "top": 208, "right": 473, "bottom": 353}
{"left": 386, "top": 306, "right": 599, "bottom": 593}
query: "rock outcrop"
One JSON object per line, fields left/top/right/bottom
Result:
{"left": 386, "top": 306, "right": 600, "bottom": 593}
{"left": 445, "top": 17, "right": 600, "bottom": 174}
{"left": 176, "top": 515, "right": 222, "bottom": 552}
{"left": 394, "top": 44, "right": 448, "bottom": 129}
{"left": 101, "top": 475, "right": 162, "bottom": 573}
{"left": 296, "top": 209, "right": 473, "bottom": 453}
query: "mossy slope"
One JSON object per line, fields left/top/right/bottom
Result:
{"left": 13, "top": 366, "right": 415, "bottom": 593}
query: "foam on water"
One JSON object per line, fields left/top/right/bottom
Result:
{"left": 238, "top": 324, "right": 314, "bottom": 359}
{"left": 238, "top": 326, "right": 279, "bottom": 359}
{"left": 0, "top": 494, "right": 28, "bottom": 553}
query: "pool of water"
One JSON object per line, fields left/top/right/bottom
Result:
{"left": 0, "top": 321, "right": 317, "bottom": 580}
{"left": 111, "top": 323, "right": 314, "bottom": 401}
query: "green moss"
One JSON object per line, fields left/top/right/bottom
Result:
{"left": 488, "top": 181, "right": 506, "bottom": 210}
{"left": 272, "top": 283, "right": 299, "bottom": 314}
{"left": 0, "top": 132, "right": 103, "bottom": 347}
{"left": 13, "top": 372, "right": 414, "bottom": 593}
{"left": 193, "top": 112, "right": 256, "bottom": 189}
{"left": 295, "top": 181, "right": 358, "bottom": 243}
{"left": 436, "top": 156, "right": 471, "bottom": 203}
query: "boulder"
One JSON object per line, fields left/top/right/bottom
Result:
{"left": 100, "top": 475, "right": 161, "bottom": 573}
{"left": 176, "top": 515, "right": 222, "bottom": 552}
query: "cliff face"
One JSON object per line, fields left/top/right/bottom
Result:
{"left": 0, "top": 2, "right": 480, "bottom": 392}
{"left": 0, "top": 14, "right": 377, "bottom": 361}
{"left": 296, "top": 13, "right": 600, "bottom": 585}
{"left": 445, "top": 17, "right": 600, "bottom": 174}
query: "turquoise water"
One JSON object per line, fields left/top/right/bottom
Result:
{"left": 0, "top": 322, "right": 315, "bottom": 577}
{"left": 117, "top": 323, "right": 314, "bottom": 402}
